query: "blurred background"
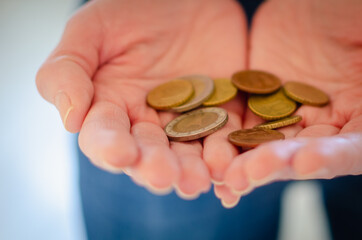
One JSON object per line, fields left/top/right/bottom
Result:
{"left": 0, "top": 0, "right": 332, "bottom": 239}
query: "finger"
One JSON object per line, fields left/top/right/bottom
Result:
{"left": 171, "top": 141, "right": 211, "bottom": 200}
{"left": 296, "top": 124, "right": 340, "bottom": 137}
{"left": 243, "top": 124, "right": 340, "bottom": 184}
{"left": 340, "top": 115, "right": 362, "bottom": 133}
{"left": 224, "top": 150, "right": 253, "bottom": 195}
{"left": 214, "top": 184, "right": 241, "bottom": 209}
{"left": 78, "top": 101, "right": 138, "bottom": 171}
{"left": 228, "top": 133, "right": 362, "bottom": 195}
{"left": 203, "top": 99, "right": 243, "bottom": 183}
{"left": 243, "top": 140, "right": 303, "bottom": 184}
{"left": 131, "top": 122, "right": 180, "bottom": 193}
{"left": 225, "top": 140, "right": 303, "bottom": 197}
{"left": 36, "top": 6, "right": 101, "bottom": 132}
{"left": 292, "top": 134, "right": 362, "bottom": 177}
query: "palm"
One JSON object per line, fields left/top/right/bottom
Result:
{"left": 249, "top": 0, "right": 361, "bottom": 134}
{"left": 222, "top": 0, "right": 362, "bottom": 206}
{"left": 73, "top": 0, "right": 248, "bottom": 196}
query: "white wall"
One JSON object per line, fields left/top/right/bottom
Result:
{"left": 0, "top": 0, "right": 85, "bottom": 239}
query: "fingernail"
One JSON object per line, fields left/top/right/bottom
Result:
{"left": 101, "top": 161, "right": 124, "bottom": 174}
{"left": 221, "top": 198, "right": 240, "bottom": 209}
{"left": 175, "top": 186, "right": 200, "bottom": 200}
{"left": 211, "top": 179, "right": 224, "bottom": 185}
{"left": 54, "top": 91, "right": 73, "bottom": 127}
{"left": 231, "top": 186, "right": 253, "bottom": 196}
{"left": 146, "top": 183, "right": 173, "bottom": 195}
{"left": 122, "top": 167, "right": 133, "bottom": 176}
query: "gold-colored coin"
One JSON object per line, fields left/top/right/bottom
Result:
{"left": 165, "top": 107, "right": 228, "bottom": 141}
{"left": 254, "top": 115, "right": 302, "bottom": 130}
{"left": 203, "top": 78, "right": 237, "bottom": 106}
{"left": 248, "top": 89, "right": 297, "bottom": 120}
{"left": 171, "top": 75, "right": 214, "bottom": 112}
{"left": 283, "top": 81, "right": 329, "bottom": 106}
{"left": 147, "top": 80, "right": 194, "bottom": 110}
{"left": 232, "top": 70, "right": 281, "bottom": 94}
{"left": 228, "top": 128, "right": 285, "bottom": 148}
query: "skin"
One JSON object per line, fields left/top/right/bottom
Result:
{"left": 36, "top": 0, "right": 248, "bottom": 198}
{"left": 221, "top": 0, "right": 362, "bottom": 207}
{"left": 37, "top": 0, "right": 362, "bottom": 207}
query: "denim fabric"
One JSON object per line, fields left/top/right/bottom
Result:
{"left": 320, "top": 176, "right": 362, "bottom": 240}
{"left": 78, "top": 144, "right": 286, "bottom": 240}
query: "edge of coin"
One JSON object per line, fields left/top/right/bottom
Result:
{"left": 202, "top": 78, "right": 238, "bottom": 106}
{"left": 254, "top": 115, "right": 302, "bottom": 130}
{"left": 283, "top": 82, "right": 329, "bottom": 106}
{"left": 146, "top": 79, "right": 194, "bottom": 110}
{"left": 247, "top": 90, "right": 297, "bottom": 120}
{"left": 231, "top": 70, "right": 282, "bottom": 94}
{"left": 171, "top": 75, "right": 214, "bottom": 112}
{"left": 165, "top": 107, "right": 228, "bottom": 141}
{"left": 228, "top": 128, "right": 285, "bottom": 148}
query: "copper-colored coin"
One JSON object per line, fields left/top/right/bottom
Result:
{"left": 248, "top": 89, "right": 297, "bottom": 120}
{"left": 165, "top": 107, "right": 228, "bottom": 141}
{"left": 147, "top": 80, "right": 194, "bottom": 110}
{"left": 203, "top": 78, "right": 237, "bottom": 106}
{"left": 228, "top": 128, "right": 285, "bottom": 148}
{"left": 254, "top": 115, "right": 302, "bottom": 130}
{"left": 283, "top": 81, "right": 329, "bottom": 106}
{"left": 232, "top": 70, "right": 281, "bottom": 94}
{"left": 171, "top": 75, "right": 214, "bottom": 112}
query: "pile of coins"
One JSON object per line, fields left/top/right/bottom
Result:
{"left": 146, "top": 71, "right": 329, "bottom": 147}
{"left": 229, "top": 70, "right": 328, "bottom": 148}
{"left": 147, "top": 75, "right": 237, "bottom": 141}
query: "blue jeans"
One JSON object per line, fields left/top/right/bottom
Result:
{"left": 77, "top": 145, "right": 286, "bottom": 240}
{"left": 78, "top": 145, "right": 362, "bottom": 240}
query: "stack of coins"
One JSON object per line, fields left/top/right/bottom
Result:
{"left": 147, "top": 75, "right": 237, "bottom": 141}
{"left": 228, "top": 70, "right": 329, "bottom": 148}
{"left": 146, "top": 71, "right": 329, "bottom": 145}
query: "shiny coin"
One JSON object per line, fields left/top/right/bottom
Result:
{"left": 232, "top": 70, "right": 281, "bottom": 94}
{"left": 283, "top": 81, "right": 329, "bottom": 106}
{"left": 165, "top": 107, "right": 228, "bottom": 141}
{"left": 228, "top": 128, "right": 285, "bottom": 148}
{"left": 171, "top": 75, "right": 214, "bottom": 112}
{"left": 248, "top": 89, "right": 297, "bottom": 120}
{"left": 203, "top": 78, "right": 237, "bottom": 106}
{"left": 254, "top": 115, "right": 302, "bottom": 130}
{"left": 147, "top": 79, "right": 194, "bottom": 110}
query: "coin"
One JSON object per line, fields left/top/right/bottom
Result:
{"left": 228, "top": 128, "right": 285, "bottom": 148}
{"left": 248, "top": 89, "right": 297, "bottom": 120}
{"left": 147, "top": 79, "right": 194, "bottom": 110}
{"left": 283, "top": 81, "right": 329, "bottom": 106}
{"left": 171, "top": 75, "right": 214, "bottom": 112}
{"left": 254, "top": 115, "right": 302, "bottom": 130}
{"left": 165, "top": 107, "right": 228, "bottom": 141}
{"left": 232, "top": 70, "right": 281, "bottom": 94}
{"left": 203, "top": 78, "right": 237, "bottom": 106}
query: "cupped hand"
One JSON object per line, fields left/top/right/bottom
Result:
{"left": 219, "top": 0, "right": 362, "bottom": 207}
{"left": 36, "top": 0, "right": 248, "bottom": 197}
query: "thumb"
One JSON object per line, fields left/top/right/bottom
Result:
{"left": 36, "top": 5, "right": 101, "bottom": 132}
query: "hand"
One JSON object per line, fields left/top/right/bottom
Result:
{"left": 36, "top": 0, "right": 248, "bottom": 198}
{"left": 218, "top": 0, "right": 362, "bottom": 207}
